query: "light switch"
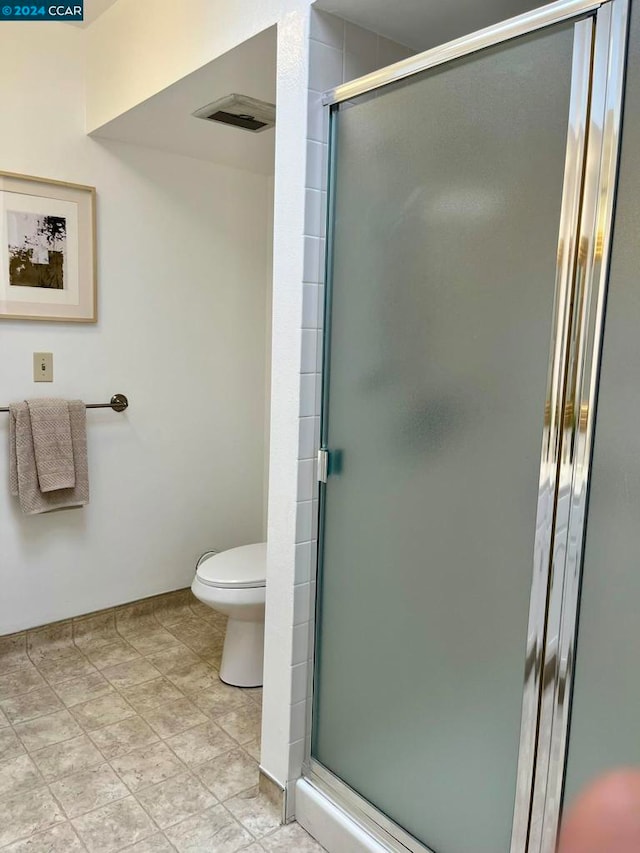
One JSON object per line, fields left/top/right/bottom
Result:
{"left": 34, "top": 352, "right": 53, "bottom": 382}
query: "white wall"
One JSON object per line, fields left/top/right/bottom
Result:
{"left": 0, "top": 22, "right": 272, "bottom": 634}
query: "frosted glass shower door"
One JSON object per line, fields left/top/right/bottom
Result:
{"left": 312, "top": 21, "right": 578, "bottom": 853}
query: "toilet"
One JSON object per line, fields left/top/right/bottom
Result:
{"left": 191, "top": 542, "right": 267, "bottom": 688}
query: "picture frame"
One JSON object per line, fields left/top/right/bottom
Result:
{"left": 0, "top": 171, "right": 96, "bottom": 322}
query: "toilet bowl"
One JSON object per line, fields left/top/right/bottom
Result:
{"left": 191, "top": 542, "right": 266, "bottom": 688}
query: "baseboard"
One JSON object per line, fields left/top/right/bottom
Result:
{"left": 0, "top": 587, "right": 195, "bottom": 639}
{"left": 259, "top": 766, "right": 286, "bottom": 822}
{"left": 295, "top": 778, "right": 392, "bottom": 853}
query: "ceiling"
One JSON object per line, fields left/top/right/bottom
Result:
{"left": 315, "top": 0, "right": 549, "bottom": 51}
{"left": 74, "top": 0, "right": 119, "bottom": 27}
{"left": 91, "top": 27, "right": 277, "bottom": 176}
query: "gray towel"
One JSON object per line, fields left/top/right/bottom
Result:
{"left": 26, "top": 399, "right": 75, "bottom": 492}
{"left": 9, "top": 400, "right": 89, "bottom": 515}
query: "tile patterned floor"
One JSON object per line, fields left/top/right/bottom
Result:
{"left": 0, "top": 591, "right": 324, "bottom": 852}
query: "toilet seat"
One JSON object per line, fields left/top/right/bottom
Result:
{"left": 196, "top": 542, "right": 266, "bottom": 590}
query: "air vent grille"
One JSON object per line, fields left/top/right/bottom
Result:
{"left": 193, "top": 94, "right": 275, "bottom": 133}
{"left": 208, "top": 111, "right": 269, "bottom": 131}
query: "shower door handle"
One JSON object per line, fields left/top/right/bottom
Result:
{"left": 317, "top": 448, "right": 343, "bottom": 482}
{"left": 318, "top": 449, "right": 329, "bottom": 483}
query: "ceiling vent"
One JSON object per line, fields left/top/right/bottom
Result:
{"left": 193, "top": 94, "right": 276, "bottom": 133}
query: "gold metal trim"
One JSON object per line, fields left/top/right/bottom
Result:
{"left": 510, "top": 16, "right": 594, "bottom": 852}
{"left": 528, "top": 1, "right": 630, "bottom": 849}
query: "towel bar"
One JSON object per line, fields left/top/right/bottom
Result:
{"left": 0, "top": 394, "right": 129, "bottom": 413}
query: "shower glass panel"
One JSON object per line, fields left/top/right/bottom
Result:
{"left": 313, "top": 22, "right": 576, "bottom": 853}
{"left": 563, "top": 0, "right": 640, "bottom": 805}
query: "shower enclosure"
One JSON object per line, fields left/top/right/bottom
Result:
{"left": 306, "top": 0, "right": 634, "bottom": 851}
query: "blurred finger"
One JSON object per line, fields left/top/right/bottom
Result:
{"left": 557, "top": 769, "right": 640, "bottom": 853}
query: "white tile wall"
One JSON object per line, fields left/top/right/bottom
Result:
{"left": 298, "top": 417, "right": 317, "bottom": 460}
{"left": 290, "top": 699, "right": 308, "bottom": 742}
{"left": 294, "top": 542, "right": 314, "bottom": 584}
{"left": 309, "top": 8, "right": 344, "bottom": 48}
{"left": 292, "top": 622, "right": 311, "bottom": 664}
{"left": 344, "top": 21, "right": 379, "bottom": 80}
{"left": 299, "top": 374, "right": 318, "bottom": 418}
{"left": 300, "top": 329, "right": 319, "bottom": 373}
{"left": 302, "top": 284, "right": 321, "bottom": 329}
{"left": 279, "top": 7, "right": 414, "bottom": 819}
{"left": 304, "top": 189, "right": 324, "bottom": 239}
{"left": 309, "top": 39, "right": 344, "bottom": 91}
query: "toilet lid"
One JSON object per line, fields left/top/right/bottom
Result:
{"left": 196, "top": 542, "right": 267, "bottom": 589}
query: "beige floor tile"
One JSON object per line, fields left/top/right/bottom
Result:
{"left": 0, "top": 786, "right": 65, "bottom": 847}
{"left": 85, "top": 641, "right": 140, "bottom": 671}
{"left": 0, "top": 687, "right": 63, "bottom": 725}
{"left": 194, "top": 748, "right": 258, "bottom": 801}
{"left": 89, "top": 716, "right": 159, "bottom": 760}
{"left": 72, "top": 796, "right": 156, "bottom": 853}
{"left": 135, "top": 771, "right": 216, "bottom": 829}
{"left": 0, "top": 634, "right": 29, "bottom": 673}
{"left": 73, "top": 613, "right": 118, "bottom": 650}
{"left": 102, "top": 659, "right": 161, "bottom": 690}
{"left": 165, "top": 662, "right": 220, "bottom": 696}
{"left": 0, "top": 604, "right": 266, "bottom": 847}
{"left": 2, "top": 821, "right": 85, "bottom": 852}
{"left": 165, "top": 722, "right": 236, "bottom": 768}
{"left": 190, "top": 682, "right": 252, "bottom": 720}
{"left": 163, "top": 615, "right": 206, "bottom": 635}
{"left": 261, "top": 823, "right": 325, "bottom": 852}
{"left": 122, "top": 629, "right": 182, "bottom": 657}
{"left": 115, "top": 601, "right": 156, "bottom": 627}
{"left": 35, "top": 650, "right": 97, "bottom": 685}
{"left": 27, "top": 623, "right": 74, "bottom": 662}
{"left": 140, "top": 698, "right": 207, "bottom": 739}
{"left": 166, "top": 624, "right": 220, "bottom": 657}
{"left": 71, "top": 693, "right": 136, "bottom": 731}
{"left": 31, "top": 734, "right": 103, "bottom": 781}
{"left": 0, "top": 754, "right": 43, "bottom": 799}
{"left": 164, "top": 804, "right": 253, "bottom": 853}
{"left": 110, "top": 741, "right": 185, "bottom": 792}
{"left": 14, "top": 709, "right": 82, "bottom": 753}
{"left": 121, "top": 678, "right": 184, "bottom": 714}
{"left": 189, "top": 600, "right": 227, "bottom": 628}
{"left": 177, "top": 633, "right": 221, "bottom": 660}
{"left": 0, "top": 665, "right": 46, "bottom": 701}
{"left": 153, "top": 593, "right": 192, "bottom": 629}
{"left": 201, "top": 649, "right": 223, "bottom": 670}
{"left": 243, "top": 688, "right": 263, "bottom": 707}
{"left": 225, "top": 789, "right": 281, "bottom": 839}
{"left": 216, "top": 705, "right": 262, "bottom": 746}
{"left": 146, "top": 646, "right": 199, "bottom": 676}
{"left": 52, "top": 672, "right": 116, "bottom": 708}
{"left": 239, "top": 846, "right": 265, "bottom": 853}
{"left": 50, "top": 762, "right": 129, "bottom": 818}
{"left": 0, "top": 729, "right": 25, "bottom": 761}
{"left": 0, "top": 728, "right": 26, "bottom": 762}
{"left": 121, "top": 833, "right": 176, "bottom": 852}
{"left": 242, "top": 739, "right": 261, "bottom": 762}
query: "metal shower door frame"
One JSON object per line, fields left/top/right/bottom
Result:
{"left": 527, "top": 0, "right": 629, "bottom": 848}
{"left": 305, "top": 1, "right": 629, "bottom": 851}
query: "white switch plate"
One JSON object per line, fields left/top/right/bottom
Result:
{"left": 34, "top": 352, "right": 53, "bottom": 382}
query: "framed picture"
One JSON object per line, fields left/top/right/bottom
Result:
{"left": 0, "top": 171, "right": 96, "bottom": 322}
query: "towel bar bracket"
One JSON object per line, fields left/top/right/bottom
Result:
{"left": 87, "top": 394, "right": 129, "bottom": 413}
